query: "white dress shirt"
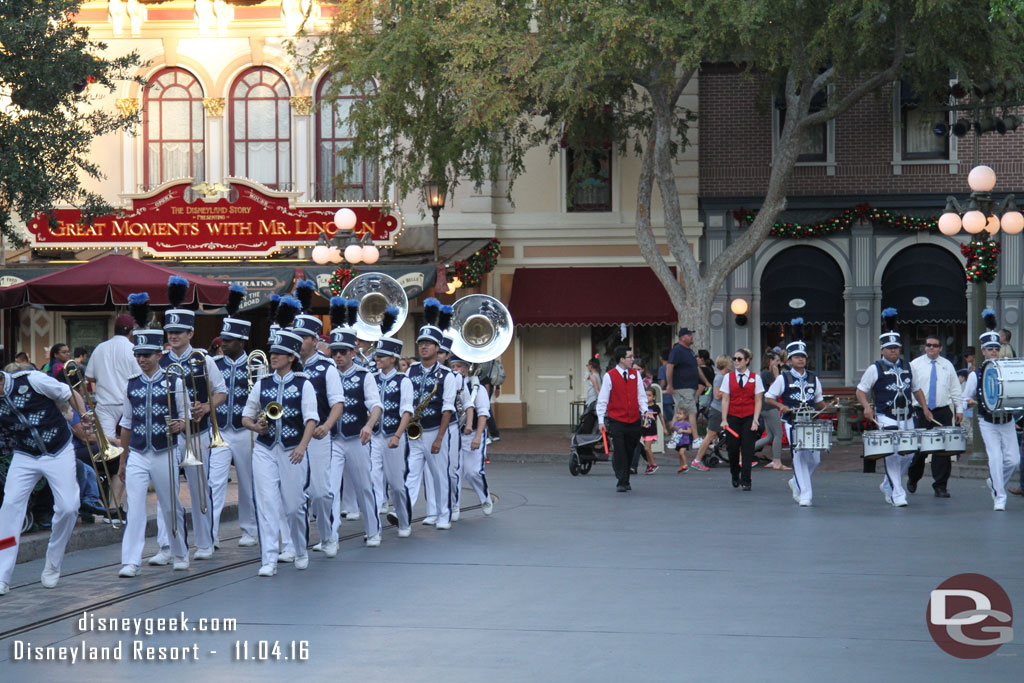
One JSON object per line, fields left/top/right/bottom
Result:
{"left": 909, "top": 353, "right": 962, "bottom": 411}
{"left": 85, "top": 335, "right": 140, "bottom": 406}
{"left": 719, "top": 370, "right": 765, "bottom": 396}
{"left": 595, "top": 366, "right": 649, "bottom": 425}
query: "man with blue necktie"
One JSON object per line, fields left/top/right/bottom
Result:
{"left": 908, "top": 336, "right": 961, "bottom": 498}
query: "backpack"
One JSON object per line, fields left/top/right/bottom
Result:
{"left": 488, "top": 359, "right": 506, "bottom": 387}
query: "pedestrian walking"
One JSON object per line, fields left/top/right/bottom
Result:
{"left": 719, "top": 348, "right": 763, "bottom": 491}
{"left": 596, "top": 345, "right": 651, "bottom": 493}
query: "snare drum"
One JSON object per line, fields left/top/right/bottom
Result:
{"left": 981, "top": 358, "right": 1024, "bottom": 413}
{"left": 862, "top": 430, "right": 895, "bottom": 459}
{"left": 917, "top": 429, "right": 946, "bottom": 454}
{"left": 792, "top": 420, "right": 833, "bottom": 451}
{"left": 895, "top": 430, "right": 920, "bottom": 455}
{"left": 937, "top": 426, "right": 967, "bottom": 453}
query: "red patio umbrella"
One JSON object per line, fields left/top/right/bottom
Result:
{"left": 0, "top": 254, "right": 230, "bottom": 309}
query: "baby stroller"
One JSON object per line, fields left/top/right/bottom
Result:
{"left": 569, "top": 405, "right": 610, "bottom": 476}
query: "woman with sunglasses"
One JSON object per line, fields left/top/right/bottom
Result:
{"left": 719, "top": 348, "right": 763, "bottom": 491}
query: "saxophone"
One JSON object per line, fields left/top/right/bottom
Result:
{"left": 406, "top": 366, "right": 440, "bottom": 440}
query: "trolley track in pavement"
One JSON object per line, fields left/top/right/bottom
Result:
{"left": 0, "top": 503, "right": 484, "bottom": 641}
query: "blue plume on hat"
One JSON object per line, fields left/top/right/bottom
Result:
{"left": 438, "top": 304, "right": 454, "bottom": 330}
{"left": 128, "top": 292, "right": 150, "bottom": 329}
{"left": 226, "top": 284, "right": 246, "bottom": 316}
{"left": 294, "top": 279, "right": 315, "bottom": 312}
{"left": 345, "top": 298, "right": 359, "bottom": 326}
{"left": 167, "top": 275, "right": 189, "bottom": 308}
{"left": 267, "top": 293, "right": 281, "bottom": 322}
{"left": 381, "top": 304, "right": 399, "bottom": 336}
{"left": 330, "top": 296, "right": 347, "bottom": 330}
{"left": 983, "top": 308, "right": 998, "bottom": 331}
{"left": 423, "top": 297, "right": 441, "bottom": 326}
{"left": 790, "top": 317, "right": 804, "bottom": 341}
{"left": 882, "top": 307, "right": 898, "bottom": 332}
{"left": 276, "top": 295, "right": 301, "bottom": 329}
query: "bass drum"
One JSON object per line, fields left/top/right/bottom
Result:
{"left": 981, "top": 358, "right": 1024, "bottom": 414}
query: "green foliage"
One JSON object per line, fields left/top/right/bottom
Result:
{"left": 0, "top": 0, "right": 143, "bottom": 247}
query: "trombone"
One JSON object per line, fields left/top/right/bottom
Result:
{"left": 189, "top": 349, "right": 227, "bottom": 449}
{"left": 176, "top": 354, "right": 209, "bottom": 515}
{"left": 62, "top": 361, "right": 124, "bottom": 530}
{"left": 163, "top": 362, "right": 195, "bottom": 537}
{"left": 247, "top": 350, "right": 271, "bottom": 447}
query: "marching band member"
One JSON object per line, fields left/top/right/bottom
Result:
{"left": 210, "top": 284, "right": 259, "bottom": 548}
{"left": 764, "top": 319, "right": 828, "bottom": 507}
{"left": 449, "top": 355, "right": 495, "bottom": 518}
{"left": 0, "top": 348, "right": 86, "bottom": 594}
{"left": 327, "top": 302, "right": 384, "bottom": 546}
{"left": 856, "top": 308, "right": 914, "bottom": 507}
{"left": 291, "top": 283, "right": 345, "bottom": 557}
{"left": 406, "top": 298, "right": 459, "bottom": 530}
{"left": 151, "top": 276, "right": 226, "bottom": 564}
{"left": 372, "top": 333, "right": 414, "bottom": 537}
{"left": 117, "top": 312, "right": 190, "bottom": 578}
{"left": 963, "top": 310, "right": 1019, "bottom": 511}
{"left": 242, "top": 316, "right": 319, "bottom": 577}
{"left": 439, "top": 326, "right": 464, "bottom": 521}
{"left": 354, "top": 321, "right": 387, "bottom": 518}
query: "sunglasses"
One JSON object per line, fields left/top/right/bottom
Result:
{"left": 925, "top": 343, "right": 941, "bottom": 348}
{"left": 732, "top": 356, "right": 745, "bottom": 361}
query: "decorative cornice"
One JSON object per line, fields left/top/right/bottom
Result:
{"left": 203, "top": 97, "right": 226, "bottom": 117}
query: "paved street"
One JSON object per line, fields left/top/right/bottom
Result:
{"left": 2, "top": 461, "right": 1020, "bottom": 681}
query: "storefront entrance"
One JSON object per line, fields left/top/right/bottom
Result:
{"left": 520, "top": 326, "right": 581, "bottom": 425}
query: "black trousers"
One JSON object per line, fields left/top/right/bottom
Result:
{"left": 909, "top": 405, "right": 954, "bottom": 491}
{"left": 727, "top": 413, "right": 756, "bottom": 486}
{"left": 607, "top": 417, "right": 641, "bottom": 487}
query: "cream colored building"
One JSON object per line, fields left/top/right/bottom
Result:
{"left": 3, "top": 0, "right": 700, "bottom": 428}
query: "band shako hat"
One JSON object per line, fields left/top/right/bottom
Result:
{"left": 879, "top": 307, "right": 901, "bottom": 349}
{"left": 449, "top": 354, "right": 470, "bottom": 367}
{"left": 128, "top": 292, "right": 152, "bottom": 331}
{"left": 440, "top": 334, "right": 455, "bottom": 354}
{"left": 270, "top": 329, "right": 303, "bottom": 357}
{"left": 328, "top": 296, "right": 357, "bottom": 350}
{"left": 163, "top": 276, "right": 194, "bottom": 332}
{"left": 221, "top": 284, "right": 251, "bottom": 340}
{"left": 417, "top": 298, "right": 445, "bottom": 345}
{"left": 786, "top": 318, "right": 807, "bottom": 358}
{"left": 980, "top": 308, "right": 1001, "bottom": 348}
{"left": 133, "top": 329, "right": 164, "bottom": 354}
{"left": 375, "top": 337, "right": 403, "bottom": 358}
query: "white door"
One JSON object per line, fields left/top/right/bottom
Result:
{"left": 521, "top": 326, "right": 580, "bottom": 425}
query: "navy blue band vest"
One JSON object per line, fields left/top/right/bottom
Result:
{"left": 340, "top": 368, "right": 370, "bottom": 439}
{"left": 126, "top": 371, "right": 180, "bottom": 453}
{"left": 255, "top": 374, "right": 307, "bottom": 450}
{"left": 780, "top": 370, "right": 818, "bottom": 424}
{"left": 0, "top": 372, "right": 72, "bottom": 457}
{"left": 215, "top": 355, "right": 249, "bottom": 431}
{"left": 871, "top": 360, "right": 913, "bottom": 418}
{"left": 160, "top": 351, "right": 211, "bottom": 431}
{"left": 303, "top": 354, "right": 336, "bottom": 426}
{"left": 376, "top": 371, "right": 407, "bottom": 436}
{"left": 408, "top": 363, "right": 449, "bottom": 431}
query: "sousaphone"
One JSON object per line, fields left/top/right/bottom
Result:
{"left": 340, "top": 272, "right": 408, "bottom": 342}
{"left": 449, "top": 294, "right": 513, "bottom": 363}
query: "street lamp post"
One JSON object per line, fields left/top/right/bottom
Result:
{"left": 423, "top": 179, "right": 445, "bottom": 264}
{"left": 938, "top": 164, "right": 1023, "bottom": 463}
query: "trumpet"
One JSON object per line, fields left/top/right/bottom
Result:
{"left": 407, "top": 367, "right": 440, "bottom": 441}
{"left": 258, "top": 401, "right": 284, "bottom": 424}
{"left": 62, "top": 361, "right": 123, "bottom": 530}
{"left": 189, "top": 349, "right": 227, "bottom": 449}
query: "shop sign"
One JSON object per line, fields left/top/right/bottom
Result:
{"left": 26, "top": 178, "right": 401, "bottom": 257}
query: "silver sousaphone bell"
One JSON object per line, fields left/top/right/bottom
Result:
{"left": 340, "top": 272, "right": 409, "bottom": 342}
{"left": 449, "top": 294, "right": 514, "bottom": 363}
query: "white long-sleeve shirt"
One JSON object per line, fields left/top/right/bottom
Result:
{"left": 909, "top": 354, "right": 962, "bottom": 411}
{"left": 596, "top": 366, "right": 649, "bottom": 425}
{"left": 85, "top": 335, "right": 140, "bottom": 406}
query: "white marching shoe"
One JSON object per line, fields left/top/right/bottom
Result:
{"left": 194, "top": 546, "right": 214, "bottom": 560}
{"left": 323, "top": 540, "right": 339, "bottom": 558}
{"left": 41, "top": 562, "right": 61, "bottom": 588}
{"left": 294, "top": 555, "right": 309, "bottom": 570}
{"left": 0, "top": 582, "right": 8, "bottom": 595}
{"left": 365, "top": 535, "right": 381, "bottom": 547}
{"left": 278, "top": 551, "right": 295, "bottom": 563}
{"left": 450, "top": 506, "right": 461, "bottom": 522}
{"left": 436, "top": 520, "right": 451, "bottom": 530}
{"left": 995, "top": 502, "right": 1006, "bottom": 511}
{"left": 422, "top": 516, "right": 437, "bottom": 526}
{"left": 799, "top": 499, "right": 812, "bottom": 507}
{"left": 397, "top": 527, "right": 411, "bottom": 538}
{"left": 147, "top": 549, "right": 172, "bottom": 566}
{"left": 482, "top": 495, "right": 494, "bottom": 516}
{"left": 238, "top": 535, "right": 258, "bottom": 547}
{"left": 258, "top": 564, "right": 277, "bottom": 577}
{"left": 172, "top": 557, "right": 190, "bottom": 571}
{"left": 788, "top": 479, "right": 799, "bottom": 503}
{"left": 119, "top": 565, "right": 140, "bottom": 578}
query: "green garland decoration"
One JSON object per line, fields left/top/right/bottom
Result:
{"left": 961, "top": 239, "right": 1000, "bottom": 283}
{"left": 732, "top": 203, "right": 938, "bottom": 239}
{"left": 328, "top": 267, "right": 359, "bottom": 296}
{"left": 452, "top": 238, "right": 501, "bottom": 287}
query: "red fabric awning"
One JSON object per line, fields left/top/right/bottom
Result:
{"left": 508, "top": 267, "right": 677, "bottom": 326}
{"left": 0, "top": 254, "right": 230, "bottom": 309}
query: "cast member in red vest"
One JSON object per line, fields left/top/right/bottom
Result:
{"left": 719, "top": 348, "right": 763, "bottom": 491}
{"left": 596, "top": 345, "right": 651, "bottom": 492}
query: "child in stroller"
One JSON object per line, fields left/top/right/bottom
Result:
{"left": 569, "top": 404, "right": 610, "bottom": 476}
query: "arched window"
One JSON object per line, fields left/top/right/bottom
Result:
{"left": 315, "top": 74, "right": 378, "bottom": 201}
{"left": 143, "top": 68, "right": 205, "bottom": 188}
{"left": 229, "top": 67, "right": 292, "bottom": 190}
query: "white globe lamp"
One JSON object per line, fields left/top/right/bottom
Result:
{"left": 328, "top": 246, "right": 343, "bottom": 264}
{"left": 985, "top": 215, "right": 1001, "bottom": 235}
{"left": 937, "top": 212, "right": 962, "bottom": 236}
{"left": 361, "top": 244, "right": 380, "bottom": 265}
{"left": 962, "top": 210, "right": 986, "bottom": 234}
{"left": 967, "top": 165, "right": 997, "bottom": 193}
{"left": 1001, "top": 211, "right": 1024, "bottom": 235}
{"left": 344, "top": 244, "right": 363, "bottom": 263}
{"left": 334, "top": 207, "right": 357, "bottom": 231}
{"left": 311, "top": 244, "right": 331, "bottom": 265}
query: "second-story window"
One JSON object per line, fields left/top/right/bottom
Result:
{"left": 775, "top": 92, "right": 827, "bottom": 162}
{"left": 229, "top": 67, "right": 292, "bottom": 190}
{"left": 316, "top": 74, "right": 379, "bottom": 201}
{"left": 900, "top": 82, "right": 949, "bottom": 160}
{"left": 143, "top": 67, "right": 205, "bottom": 188}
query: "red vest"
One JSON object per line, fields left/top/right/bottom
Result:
{"left": 607, "top": 368, "right": 640, "bottom": 423}
{"left": 728, "top": 371, "right": 756, "bottom": 418}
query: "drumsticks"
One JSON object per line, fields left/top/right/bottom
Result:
{"left": 600, "top": 426, "right": 609, "bottom": 454}
{"left": 0, "top": 536, "right": 15, "bottom": 551}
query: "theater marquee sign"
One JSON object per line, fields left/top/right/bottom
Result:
{"left": 27, "top": 178, "right": 401, "bottom": 258}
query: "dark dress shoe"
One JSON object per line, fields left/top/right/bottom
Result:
{"left": 616, "top": 485, "right": 628, "bottom": 493}
{"left": 907, "top": 481, "right": 917, "bottom": 494}
{"left": 625, "top": 483, "right": 632, "bottom": 491}
{"left": 935, "top": 489, "right": 951, "bottom": 498}
{"left": 741, "top": 484, "right": 752, "bottom": 491}
{"left": 1008, "top": 486, "right": 1023, "bottom": 496}
{"left": 732, "top": 477, "right": 740, "bottom": 488}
